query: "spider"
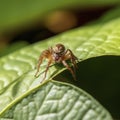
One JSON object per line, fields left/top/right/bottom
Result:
{"left": 35, "top": 43, "right": 78, "bottom": 82}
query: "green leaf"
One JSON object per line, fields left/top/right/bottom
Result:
{"left": 0, "top": 81, "right": 112, "bottom": 120}
{"left": 0, "top": 41, "right": 29, "bottom": 57}
{"left": 0, "top": 0, "right": 120, "bottom": 32}
{"left": 1, "top": 7, "right": 120, "bottom": 119}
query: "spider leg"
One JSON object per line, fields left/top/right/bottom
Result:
{"left": 41, "top": 60, "right": 52, "bottom": 82}
{"left": 35, "top": 55, "right": 44, "bottom": 77}
{"left": 62, "top": 60, "right": 76, "bottom": 80}
{"left": 67, "top": 49, "right": 78, "bottom": 73}
{"left": 35, "top": 49, "right": 51, "bottom": 78}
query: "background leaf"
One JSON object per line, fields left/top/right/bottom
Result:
{"left": 0, "top": 41, "right": 29, "bottom": 57}
{"left": 0, "top": 81, "right": 112, "bottom": 120}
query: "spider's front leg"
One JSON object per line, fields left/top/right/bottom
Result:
{"left": 62, "top": 60, "right": 76, "bottom": 80}
{"left": 66, "top": 49, "right": 78, "bottom": 74}
{"left": 35, "top": 50, "right": 50, "bottom": 77}
{"left": 35, "top": 54, "right": 44, "bottom": 77}
{"left": 42, "top": 60, "right": 52, "bottom": 82}
{"left": 35, "top": 49, "right": 53, "bottom": 82}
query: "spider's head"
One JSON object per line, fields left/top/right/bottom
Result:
{"left": 52, "top": 44, "right": 66, "bottom": 62}
{"left": 53, "top": 44, "right": 65, "bottom": 54}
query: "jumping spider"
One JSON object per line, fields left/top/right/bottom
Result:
{"left": 35, "top": 43, "right": 78, "bottom": 82}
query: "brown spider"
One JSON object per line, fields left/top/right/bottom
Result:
{"left": 35, "top": 43, "right": 78, "bottom": 82}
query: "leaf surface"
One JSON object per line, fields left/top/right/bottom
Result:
{"left": 0, "top": 81, "right": 112, "bottom": 120}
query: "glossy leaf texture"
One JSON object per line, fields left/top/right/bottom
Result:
{"left": 1, "top": 7, "right": 120, "bottom": 119}
{"left": 0, "top": 0, "right": 120, "bottom": 32}
{"left": 0, "top": 81, "right": 112, "bottom": 120}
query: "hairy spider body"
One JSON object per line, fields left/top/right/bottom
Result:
{"left": 35, "top": 43, "right": 78, "bottom": 82}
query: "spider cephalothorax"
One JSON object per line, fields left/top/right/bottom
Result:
{"left": 51, "top": 44, "right": 66, "bottom": 62}
{"left": 35, "top": 43, "right": 78, "bottom": 82}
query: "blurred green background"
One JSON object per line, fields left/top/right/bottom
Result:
{"left": 0, "top": 0, "right": 120, "bottom": 56}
